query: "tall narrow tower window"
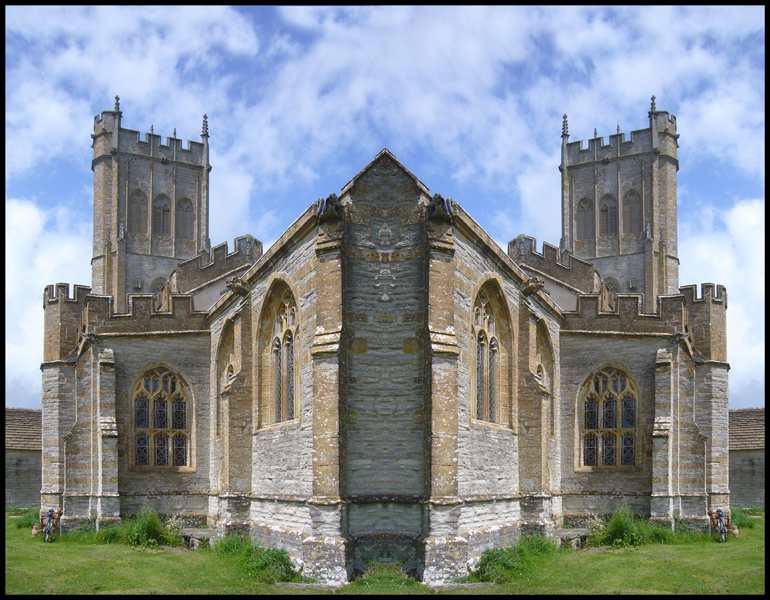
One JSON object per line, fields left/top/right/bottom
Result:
{"left": 576, "top": 199, "right": 594, "bottom": 240}
{"left": 623, "top": 191, "right": 642, "bottom": 234}
{"left": 472, "top": 287, "right": 507, "bottom": 424}
{"left": 177, "top": 199, "right": 195, "bottom": 240}
{"left": 600, "top": 195, "right": 618, "bottom": 236}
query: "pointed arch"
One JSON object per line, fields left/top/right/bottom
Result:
{"left": 599, "top": 194, "right": 618, "bottom": 237}
{"left": 257, "top": 280, "right": 299, "bottom": 426}
{"left": 623, "top": 189, "right": 642, "bottom": 234}
{"left": 576, "top": 198, "right": 595, "bottom": 240}
{"left": 577, "top": 365, "right": 640, "bottom": 471}
{"left": 128, "top": 189, "right": 148, "bottom": 234}
{"left": 471, "top": 280, "right": 513, "bottom": 425}
{"left": 130, "top": 365, "right": 192, "bottom": 470}
{"left": 153, "top": 194, "right": 171, "bottom": 236}
{"left": 176, "top": 198, "right": 195, "bottom": 240}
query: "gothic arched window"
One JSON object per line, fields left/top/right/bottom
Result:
{"left": 579, "top": 367, "right": 638, "bottom": 469}
{"left": 153, "top": 196, "right": 171, "bottom": 236}
{"left": 258, "top": 284, "right": 298, "bottom": 426}
{"left": 473, "top": 289, "right": 499, "bottom": 423}
{"left": 176, "top": 199, "right": 195, "bottom": 240}
{"left": 128, "top": 190, "right": 148, "bottom": 234}
{"left": 132, "top": 367, "right": 191, "bottom": 469}
{"left": 599, "top": 195, "right": 618, "bottom": 237}
{"left": 576, "top": 199, "right": 594, "bottom": 240}
{"left": 623, "top": 190, "right": 642, "bottom": 234}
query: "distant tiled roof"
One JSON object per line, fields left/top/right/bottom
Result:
{"left": 729, "top": 407, "right": 765, "bottom": 451}
{"left": 5, "top": 408, "right": 42, "bottom": 451}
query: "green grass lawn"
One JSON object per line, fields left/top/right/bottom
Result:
{"left": 5, "top": 511, "right": 765, "bottom": 594}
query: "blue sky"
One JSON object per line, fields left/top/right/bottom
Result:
{"left": 5, "top": 6, "right": 764, "bottom": 409}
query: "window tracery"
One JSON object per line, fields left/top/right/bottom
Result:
{"left": 132, "top": 367, "right": 191, "bottom": 469}
{"left": 623, "top": 190, "right": 642, "bottom": 234}
{"left": 262, "top": 286, "right": 298, "bottom": 425}
{"left": 579, "top": 367, "right": 638, "bottom": 469}
{"left": 472, "top": 289, "right": 498, "bottom": 423}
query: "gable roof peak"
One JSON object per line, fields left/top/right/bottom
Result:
{"left": 341, "top": 148, "right": 430, "bottom": 196}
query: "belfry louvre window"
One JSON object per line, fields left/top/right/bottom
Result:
{"left": 132, "top": 367, "right": 191, "bottom": 468}
{"left": 472, "top": 289, "right": 498, "bottom": 423}
{"left": 600, "top": 195, "right": 618, "bottom": 237}
{"left": 580, "top": 367, "right": 637, "bottom": 469}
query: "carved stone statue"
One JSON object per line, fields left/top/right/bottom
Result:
{"left": 521, "top": 276, "right": 545, "bottom": 297}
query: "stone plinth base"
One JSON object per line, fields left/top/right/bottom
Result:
{"left": 302, "top": 535, "right": 348, "bottom": 586}
{"left": 422, "top": 535, "right": 469, "bottom": 586}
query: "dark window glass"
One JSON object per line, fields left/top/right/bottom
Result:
{"left": 154, "top": 435, "right": 169, "bottom": 466}
{"left": 621, "top": 433, "right": 635, "bottom": 466}
{"left": 286, "top": 336, "right": 294, "bottom": 421}
{"left": 135, "top": 394, "right": 149, "bottom": 428}
{"left": 172, "top": 397, "right": 186, "bottom": 430}
{"left": 172, "top": 436, "right": 187, "bottom": 467}
{"left": 488, "top": 345, "right": 496, "bottom": 423}
{"left": 584, "top": 396, "right": 599, "bottom": 429}
{"left": 274, "top": 344, "right": 282, "bottom": 422}
{"left": 621, "top": 394, "right": 636, "bottom": 429}
{"left": 476, "top": 334, "right": 484, "bottom": 419}
{"left": 603, "top": 398, "right": 617, "bottom": 429}
{"left": 584, "top": 435, "right": 598, "bottom": 466}
{"left": 154, "top": 396, "right": 168, "bottom": 429}
{"left": 136, "top": 433, "right": 150, "bottom": 466}
{"left": 602, "top": 435, "right": 616, "bottom": 466}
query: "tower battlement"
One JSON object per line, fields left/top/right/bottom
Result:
{"left": 43, "top": 283, "right": 91, "bottom": 307}
{"left": 562, "top": 292, "right": 687, "bottom": 335}
{"left": 170, "top": 235, "right": 262, "bottom": 295}
{"left": 679, "top": 284, "right": 728, "bottom": 362}
{"left": 564, "top": 111, "right": 677, "bottom": 166}
{"left": 42, "top": 284, "right": 91, "bottom": 362}
{"left": 81, "top": 292, "right": 208, "bottom": 337}
{"left": 509, "top": 235, "right": 600, "bottom": 293}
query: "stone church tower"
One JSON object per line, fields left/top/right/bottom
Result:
{"left": 90, "top": 97, "right": 211, "bottom": 312}
{"left": 560, "top": 96, "right": 679, "bottom": 312}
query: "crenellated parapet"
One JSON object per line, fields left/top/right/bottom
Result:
{"left": 80, "top": 292, "right": 208, "bottom": 339}
{"left": 92, "top": 111, "right": 207, "bottom": 167}
{"left": 509, "top": 235, "right": 601, "bottom": 293}
{"left": 42, "top": 284, "right": 92, "bottom": 362}
{"left": 562, "top": 292, "right": 687, "bottom": 335}
{"left": 564, "top": 111, "right": 678, "bottom": 167}
{"left": 679, "top": 284, "right": 728, "bottom": 362}
{"left": 169, "top": 235, "right": 262, "bottom": 295}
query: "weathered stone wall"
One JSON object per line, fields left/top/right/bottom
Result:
{"left": 729, "top": 450, "right": 764, "bottom": 507}
{"left": 6, "top": 450, "right": 42, "bottom": 508}
{"left": 559, "top": 333, "right": 659, "bottom": 517}
{"left": 340, "top": 154, "right": 429, "bottom": 568}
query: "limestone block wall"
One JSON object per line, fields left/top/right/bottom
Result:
{"left": 729, "top": 450, "right": 764, "bottom": 507}
{"left": 559, "top": 334, "right": 659, "bottom": 517}
{"left": 6, "top": 450, "right": 42, "bottom": 508}
{"left": 339, "top": 156, "right": 430, "bottom": 561}
{"left": 111, "top": 332, "right": 212, "bottom": 520}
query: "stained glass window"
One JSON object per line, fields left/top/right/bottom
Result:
{"left": 132, "top": 368, "right": 191, "bottom": 469}
{"left": 172, "top": 397, "right": 186, "bottom": 430}
{"left": 135, "top": 394, "right": 149, "bottom": 428}
{"left": 476, "top": 334, "right": 484, "bottom": 420}
{"left": 173, "top": 435, "right": 187, "bottom": 467}
{"left": 621, "top": 394, "right": 635, "bottom": 429}
{"left": 274, "top": 341, "right": 282, "bottom": 423}
{"left": 621, "top": 433, "right": 635, "bottom": 466}
{"left": 584, "top": 435, "right": 598, "bottom": 467}
{"left": 136, "top": 433, "right": 150, "bottom": 466}
{"left": 602, "top": 434, "right": 616, "bottom": 466}
{"left": 154, "top": 434, "right": 169, "bottom": 466}
{"left": 154, "top": 396, "right": 168, "bottom": 429}
{"left": 286, "top": 335, "right": 295, "bottom": 421}
{"left": 603, "top": 397, "right": 617, "bottom": 429}
{"left": 488, "top": 344, "right": 496, "bottom": 423}
{"left": 585, "top": 396, "right": 599, "bottom": 430}
{"left": 580, "top": 367, "right": 638, "bottom": 469}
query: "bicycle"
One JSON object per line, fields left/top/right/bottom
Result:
{"left": 42, "top": 509, "right": 58, "bottom": 543}
{"left": 713, "top": 509, "right": 727, "bottom": 543}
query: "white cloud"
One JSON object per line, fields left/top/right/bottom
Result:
{"left": 679, "top": 198, "right": 765, "bottom": 408}
{"left": 5, "top": 199, "right": 92, "bottom": 408}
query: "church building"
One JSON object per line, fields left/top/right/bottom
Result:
{"left": 41, "top": 97, "right": 730, "bottom": 584}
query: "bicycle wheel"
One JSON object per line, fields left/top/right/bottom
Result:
{"left": 44, "top": 527, "right": 52, "bottom": 543}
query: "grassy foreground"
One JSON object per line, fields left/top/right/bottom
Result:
{"left": 5, "top": 510, "right": 765, "bottom": 594}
